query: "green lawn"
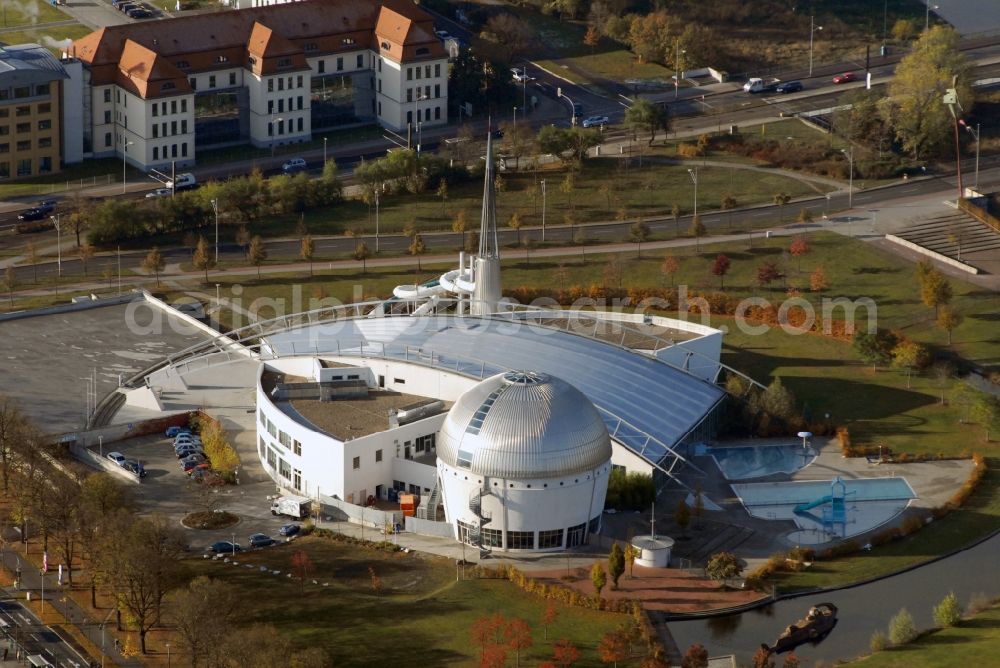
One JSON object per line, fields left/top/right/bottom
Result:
{"left": 534, "top": 59, "right": 589, "bottom": 84}
{"left": 196, "top": 125, "right": 382, "bottom": 166}
{"left": 198, "top": 535, "right": 632, "bottom": 667}
{"left": 0, "top": 0, "right": 73, "bottom": 27}
{"left": 0, "top": 157, "right": 130, "bottom": 200}
{"left": 849, "top": 604, "right": 1000, "bottom": 667}
{"left": 0, "top": 24, "right": 92, "bottom": 54}
{"left": 560, "top": 51, "right": 674, "bottom": 82}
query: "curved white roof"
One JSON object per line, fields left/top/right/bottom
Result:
{"left": 437, "top": 371, "right": 612, "bottom": 479}
{"left": 263, "top": 314, "right": 725, "bottom": 468}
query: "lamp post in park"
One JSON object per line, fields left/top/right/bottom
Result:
{"left": 687, "top": 168, "right": 698, "bottom": 219}
{"left": 210, "top": 198, "right": 220, "bottom": 264}
{"left": 959, "top": 120, "right": 981, "bottom": 190}
{"left": 841, "top": 147, "right": 854, "bottom": 208}
{"left": 122, "top": 140, "right": 133, "bottom": 194}
{"left": 540, "top": 179, "right": 546, "bottom": 242}
{"left": 50, "top": 214, "right": 61, "bottom": 277}
{"left": 925, "top": 2, "right": 939, "bottom": 31}
{"left": 809, "top": 16, "right": 823, "bottom": 77}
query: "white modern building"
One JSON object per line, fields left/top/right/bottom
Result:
{"left": 131, "top": 135, "right": 744, "bottom": 553}
{"left": 67, "top": 0, "right": 448, "bottom": 171}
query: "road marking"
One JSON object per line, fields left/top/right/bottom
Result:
{"left": 752, "top": 211, "right": 770, "bottom": 217}
{"left": 900, "top": 187, "right": 920, "bottom": 193}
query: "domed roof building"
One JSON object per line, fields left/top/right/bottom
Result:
{"left": 438, "top": 371, "right": 614, "bottom": 552}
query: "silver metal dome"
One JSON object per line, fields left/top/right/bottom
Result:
{"left": 437, "top": 371, "right": 612, "bottom": 479}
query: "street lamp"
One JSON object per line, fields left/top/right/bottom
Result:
{"left": 959, "top": 119, "right": 980, "bottom": 190}
{"left": 215, "top": 283, "right": 220, "bottom": 307}
{"left": 674, "top": 43, "right": 686, "bottom": 101}
{"left": 166, "top": 642, "right": 171, "bottom": 668}
{"left": 50, "top": 214, "right": 61, "bottom": 277}
{"left": 687, "top": 167, "right": 698, "bottom": 219}
{"left": 540, "top": 179, "right": 546, "bottom": 242}
{"left": 210, "top": 198, "right": 219, "bottom": 264}
{"left": 231, "top": 532, "right": 236, "bottom": 557}
{"left": 925, "top": 2, "right": 939, "bottom": 31}
{"left": 375, "top": 185, "right": 381, "bottom": 253}
{"left": 122, "top": 140, "right": 133, "bottom": 194}
{"left": 809, "top": 16, "right": 823, "bottom": 77}
{"left": 323, "top": 136, "right": 328, "bottom": 166}
{"left": 841, "top": 147, "right": 854, "bottom": 208}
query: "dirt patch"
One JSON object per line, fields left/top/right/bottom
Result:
{"left": 531, "top": 564, "right": 768, "bottom": 613}
{"left": 182, "top": 510, "right": 240, "bottom": 530}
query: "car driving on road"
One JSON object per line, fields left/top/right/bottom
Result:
{"left": 833, "top": 72, "right": 857, "bottom": 84}
{"left": 581, "top": 115, "right": 609, "bottom": 128}
{"left": 775, "top": 80, "right": 804, "bottom": 93}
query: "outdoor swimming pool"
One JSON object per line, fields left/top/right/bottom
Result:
{"left": 704, "top": 444, "right": 817, "bottom": 480}
{"left": 731, "top": 477, "right": 916, "bottom": 507}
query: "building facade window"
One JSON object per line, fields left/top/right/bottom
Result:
{"left": 279, "top": 431, "right": 290, "bottom": 447}
{"left": 435, "top": 63, "right": 441, "bottom": 77}
{"left": 279, "top": 458, "right": 291, "bottom": 479}
{"left": 104, "top": 88, "right": 111, "bottom": 103}
{"left": 292, "top": 469, "right": 301, "bottom": 491}
{"left": 209, "top": 75, "right": 216, "bottom": 88}
{"left": 336, "top": 57, "right": 343, "bottom": 71}
{"left": 153, "top": 146, "right": 158, "bottom": 160}
{"left": 356, "top": 54, "right": 364, "bottom": 68}
{"left": 375, "top": 449, "right": 382, "bottom": 462}
{"left": 538, "top": 529, "right": 564, "bottom": 549}
{"left": 266, "top": 447, "right": 277, "bottom": 469}
{"left": 507, "top": 531, "right": 534, "bottom": 550}
{"left": 352, "top": 456, "right": 360, "bottom": 470}
{"left": 483, "top": 527, "right": 502, "bottom": 547}
{"left": 229, "top": 72, "right": 236, "bottom": 86}
{"left": 38, "top": 137, "right": 52, "bottom": 149}
{"left": 318, "top": 60, "right": 325, "bottom": 73}
{"left": 104, "top": 132, "right": 111, "bottom": 147}
{"left": 293, "top": 440, "right": 301, "bottom": 456}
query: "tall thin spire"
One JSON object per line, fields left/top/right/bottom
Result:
{"left": 478, "top": 132, "right": 500, "bottom": 259}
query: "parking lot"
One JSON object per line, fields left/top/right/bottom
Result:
{"left": 93, "top": 431, "right": 305, "bottom": 554}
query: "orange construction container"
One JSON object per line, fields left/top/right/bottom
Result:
{"left": 399, "top": 494, "right": 416, "bottom": 517}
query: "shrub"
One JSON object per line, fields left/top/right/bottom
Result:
{"left": 869, "top": 629, "right": 887, "bottom": 652}
{"left": 888, "top": 608, "right": 918, "bottom": 645}
{"left": 967, "top": 592, "right": 993, "bottom": 614}
{"left": 933, "top": 592, "right": 961, "bottom": 628}
{"left": 705, "top": 551, "right": 742, "bottom": 582}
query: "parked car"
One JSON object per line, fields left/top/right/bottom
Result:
{"left": 832, "top": 72, "right": 857, "bottom": 84}
{"left": 165, "top": 426, "right": 190, "bottom": 438}
{"left": 278, "top": 523, "right": 301, "bottom": 537}
{"left": 775, "top": 80, "right": 804, "bottom": 93}
{"left": 127, "top": 7, "right": 152, "bottom": 18}
{"left": 249, "top": 533, "right": 276, "bottom": 548}
{"left": 208, "top": 541, "right": 242, "bottom": 554}
{"left": 181, "top": 456, "right": 207, "bottom": 471}
{"left": 184, "top": 462, "right": 210, "bottom": 475}
{"left": 174, "top": 435, "right": 202, "bottom": 446}
{"left": 123, "top": 460, "right": 146, "bottom": 478}
{"left": 17, "top": 208, "right": 46, "bottom": 222}
{"left": 146, "top": 188, "right": 172, "bottom": 199}
{"left": 166, "top": 173, "right": 197, "bottom": 191}
{"left": 118, "top": 2, "right": 137, "bottom": 12}
{"left": 176, "top": 446, "right": 204, "bottom": 459}
{"left": 434, "top": 29, "right": 451, "bottom": 40}
{"left": 581, "top": 115, "right": 609, "bottom": 128}
{"left": 106, "top": 452, "right": 127, "bottom": 467}
{"left": 281, "top": 157, "right": 307, "bottom": 174}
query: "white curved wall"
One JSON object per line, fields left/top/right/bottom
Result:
{"left": 438, "top": 459, "right": 610, "bottom": 552}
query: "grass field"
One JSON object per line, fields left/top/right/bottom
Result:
{"left": 0, "top": 24, "right": 92, "bottom": 54}
{"left": 0, "top": 0, "right": 72, "bottom": 27}
{"left": 197, "top": 535, "right": 631, "bottom": 667}
{"left": 558, "top": 51, "right": 675, "bottom": 82}
{"left": 849, "top": 604, "right": 1000, "bottom": 667}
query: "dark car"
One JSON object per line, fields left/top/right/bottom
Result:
{"left": 208, "top": 541, "right": 242, "bottom": 554}
{"left": 775, "top": 80, "right": 804, "bottom": 94}
{"left": 165, "top": 426, "right": 190, "bottom": 438}
{"left": 128, "top": 8, "right": 153, "bottom": 18}
{"left": 833, "top": 72, "right": 857, "bottom": 84}
{"left": 278, "top": 524, "right": 300, "bottom": 537}
{"left": 35, "top": 200, "right": 57, "bottom": 215}
{"left": 249, "top": 533, "right": 276, "bottom": 548}
{"left": 123, "top": 460, "right": 147, "bottom": 479}
{"left": 17, "top": 208, "right": 46, "bottom": 222}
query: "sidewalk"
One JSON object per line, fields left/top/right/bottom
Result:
{"left": 0, "top": 548, "right": 139, "bottom": 667}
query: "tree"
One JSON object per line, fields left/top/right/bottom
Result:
{"left": 796, "top": 208, "right": 813, "bottom": 225}
{"left": 933, "top": 591, "right": 961, "bottom": 628}
{"left": 369, "top": 565, "right": 383, "bottom": 596}
{"left": 408, "top": 233, "right": 427, "bottom": 271}
{"left": 888, "top": 607, "right": 918, "bottom": 645}
{"left": 773, "top": 192, "right": 791, "bottom": 223}
{"left": 854, "top": 329, "right": 900, "bottom": 371}
{"left": 880, "top": 26, "right": 972, "bottom": 159}
{"left": 721, "top": 194, "right": 737, "bottom": 229}
{"left": 247, "top": 235, "right": 267, "bottom": 278}
{"left": 552, "top": 638, "right": 580, "bottom": 668}
{"left": 706, "top": 551, "right": 742, "bottom": 581}
{"left": 630, "top": 221, "right": 651, "bottom": 257}
{"left": 167, "top": 576, "right": 241, "bottom": 668}
{"left": 598, "top": 629, "right": 629, "bottom": 667}
{"left": 354, "top": 241, "right": 371, "bottom": 274}
{"left": 192, "top": 236, "right": 215, "bottom": 283}
{"left": 756, "top": 260, "right": 783, "bottom": 287}
{"left": 584, "top": 24, "right": 600, "bottom": 52}
{"left": 3, "top": 266, "right": 16, "bottom": 307}
{"left": 65, "top": 204, "right": 90, "bottom": 248}
{"left": 0, "top": 395, "right": 26, "bottom": 494}
{"left": 870, "top": 629, "right": 887, "bottom": 652}
{"left": 681, "top": 643, "right": 709, "bottom": 668}
{"left": 674, "top": 500, "right": 691, "bottom": 536}
{"left": 608, "top": 543, "right": 625, "bottom": 589}
{"left": 624, "top": 543, "right": 638, "bottom": 577}
{"left": 892, "top": 17, "right": 919, "bottom": 42}
{"left": 660, "top": 255, "right": 680, "bottom": 287}
{"left": 448, "top": 50, "right": 517, "bottom": 118}
{"left": 480, "top": 13, "right": 534, "bottom": 60}
{"left": 141, "top": 247, "right": 165, "bottom": 287}
{"left": 711, "top": 254, "right": 731, "bottom": 288}
{"left": 602, "top": 256, "right": 622, "bottom": 289}
{"left": 537, "top": 126, "right": 601, "bottom": 165}
{"left": 892, "top": 339, "right": 930, "bottom": 388}
{"left": 751, "top": 646, "right": 775, "bottom": 668}
{"left": 789, "top": 236, "right": 810, "bottom": 270}
{"left": 671, "top": 203, "right": 681, "bottom": 238}
{"left": 452, "top": 210, "right": 468, "bottom": 250}
{"left": 300, "top": 234, "right": 315, "bottom": 276}
{"left": 627, "top": 12, "right": 672, "bottom": 64}
{"left": 77, "top": 243, "right": 96, "bottom": 276}
{"left": 782, "top": 653, "right": 800, "bottom": 668}
{"left": 688, "top": 216, "right": 705, "bottom": 253}
{"left": 590, "top": 562, "right": 607, "bottom": 597}
{"left": 504, "top": 617, "right": 533, "bottom": 668}
{"left": 624, "top": 98, "right": 669, "bottom": 145}
{"left": 810, "top": 265, "right": 829, "bottom": 292}
{"left": 970, "top": 395, "right": 1000, "bottom": 441}
{"left": 235, "top": 224, "right": 251, "bottom": 258}
{"left": 541, "top": 601, "right": 558, "bottom": 641}
{"left": 508, "top": 212, "right": 523, "bottom": 245}
{"left": 921, "top": 269, "right": 953, "bottom": 317}
{"left": 437, "top": 180, "right": 449, "bottom": 215}
{"left": 25, "top": 241, "right": 38, "bottom": 283}
{"left": 290, "top": 550, "right": 314, "bottom": 592}
{"left": 42, "top": 471, "right": 83, "bottom": 585}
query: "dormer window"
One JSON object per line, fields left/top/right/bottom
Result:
{"left": 249, "top": 56, "right": 257, "bottom": 66}
{"left": 342, "top": 37, "right": 355, "bottom": 46}
{"left": 380, "top": 41, "right": 390, "bottom": 50}
{"left": 175, "top": 60, "right": 190, "bottom": 69}
{"left": 216, "top": 55, "right": 228, "bottom": 64}
{"left": 304, "top": 42, "right": 317, "bottom": 52}
{"left": 162, "top": 82, "right": 176, "bottom": 91}
{"left": 277, "top": 57, "right": 292, "bottom": 68}
{"left": 416, "top": 47, "right": 430, "bottom": 55}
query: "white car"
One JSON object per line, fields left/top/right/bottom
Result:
{"left": 582, "top": 115, "right": 610, "bottom": 128}
{"left": 434, "top": 29, "right": 451, "bottom": 40}
{"left": 145, "top": 188, "right": 172, "bottom": 199}
{"left": 107, "top": 452, "right": 127, "bottom": 467}
{"left": 511, "top": 67, "right": 534, "bottom": 83}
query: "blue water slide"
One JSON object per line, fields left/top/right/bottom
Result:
{"left": 794, "top": 495, "right": 833, "bottom": 514}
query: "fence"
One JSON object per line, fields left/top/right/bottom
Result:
{"left": 318, "top": 493, "right": 401, "bottom": 530}
{"left": 405, "top": 515, "right": 454, "bottom": 538}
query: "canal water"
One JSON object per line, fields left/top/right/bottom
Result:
{"left": 667, "top": 530, "right": 1000, "bottom": 664}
